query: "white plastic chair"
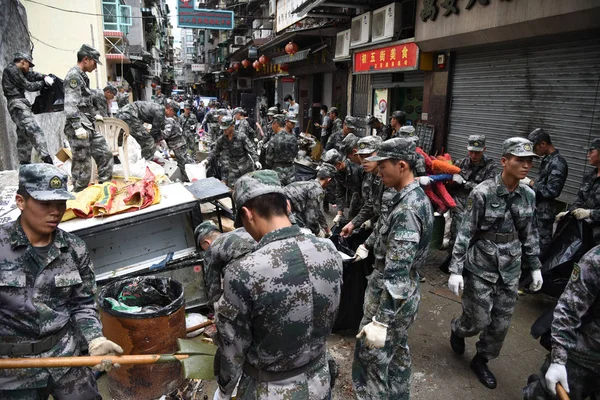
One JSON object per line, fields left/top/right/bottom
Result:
{"left": 95, "top": 117, "right": 131, "bottom": 181}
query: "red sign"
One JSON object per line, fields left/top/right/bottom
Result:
{"left": 353, "top": 42, "right": 419, "bottom": 73}
{"left": 281, "top": 77, "right": 296, "bottom": 83}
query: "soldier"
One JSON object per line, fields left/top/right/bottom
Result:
{"left": 91, "top": 85, "right": 117, "bottom": 118}
{"left": 556, "top": 138, "right": 600, "bottom": 245}
{"left": 340, "top": 132, "right": 361, "bottom": 165}
{"left": 448, "top": 137, "right": 544, "bottom": 389}
{"left": 163, "top": 115, "right": 194, "bottom": 182}
{"left": 194, "top": 221, "right": 255, "bottom": 305}
{"left": 180, "top": 102, "right": 199, "bottom": 154}
{"left": 350, "top": 138, "right": 434, "bottom": 399}
{"left": 324, "top": 108, "right": 343, "bottom": 151}
{"left": 202, "top": 116, "right": 260, "bottom": 187}
{"left": 284, "top": 164, "right": 337, "bottom": 236}
{"left": 327, "top": 116, "right": 356, "bottom": 152}
{"left": 116, "top": 100, "right": 169, "bottom": 161}
{"left": 212, "top": 170, "right": 342, "bottom": 400}
{"left": 523, "top": 244, "right": 600, "bottom": 399}
{"left": 153, "top": 86, "right": 165, "bottom": 105}
{"left": 233, "top": 107, "right": 255, "bottom": 145}
{"left": 389, "top": 110, "right": 406, "bottom": 137}
{"left": 322, "top": 148, "right": 365, "bottom": 223}
{"left": 259, "top": 106, "right": 278, "bottom": 145}
{"left": 203, "top": 109, "right": 220, "bottom": 145}
{"left": 367, "top": 116, "right": 392, "bottom": 141}
{"left": 284, "top": 116, "right": 297, "bottom": 135}
{"left": 116, "top": 86, "right": 129, "bottom": 108}
{"left": 2, "top": 52, "right": 55, "bottom": 165}
{"left": 0, "top": 164, "right": 122, "bottom": 398}
{"left": 63, "top": 44, "right": 113, "bottom": 192}
{"left": 523, "top": 128, "right": 568, "bottom": 254}
{"left": 265, "top": 114, "right": 298, "bottom": 186}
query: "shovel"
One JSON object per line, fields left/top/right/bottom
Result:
{"left": 0, "top": 338, "right": 216, "bottom": 380}
{"left": 557, "top": 383, "right": 569, "bottom": 400}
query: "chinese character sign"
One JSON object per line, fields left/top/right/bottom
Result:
{"left": 354, "top": 42, "right": 419, "bottom": 73}
{"left": 178, "top": 0, "right": 234, "bottom": 30}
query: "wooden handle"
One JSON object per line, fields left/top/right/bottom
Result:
{"left": 556, "top": 383, "right": 570, "bottom": 400}
{"left": 186, "top": 320, "right": 214, "bottom": 333}
{"left": 0, "top": 354, "right": 188, "bottom": 369}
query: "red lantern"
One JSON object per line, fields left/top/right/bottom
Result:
{"left": 241, "top": 59, "right": 250, "bottom": 68}
{"left": 252, "top": 60, "right": 261, "bottom": 71}
{"left": 151, "top": 82, "right": 157, "bottom": 88}
{"left": 280, "top": 64, "right": 289, "bottom": 72}
{"left": 232, "top": 62, "right": 240, "bottom": 71}
{"left": 285, "top": 42, "right": 299, "bottom": 55}
{"left": 259, "top": 55, "right": 270, "bottom": 65}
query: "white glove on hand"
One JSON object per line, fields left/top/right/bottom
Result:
{"left": 95, "top": 114, "right": 104, "bottom": 121}
{"left": 257, "top": 140, "right": 264, "bottom": 149}
{"left": 555, "top": 211, "right": 568, "bottom": 221}
{"left": 89, "top": 336, "right": 123, "bottom": 372}
{"left": 545, "top": 363, "right": 569, "bottom": 395}
{"left": 317, "top": 229, "right": 326, "bottom": 238}
{"left": 529, "top": 269, "right": 543, "bottom": 292}
{"left": 452, "top": 174, "right": 466, "bottom": 185}
{"left": 74, "top": 127, "right": 88, "bottom": 140}
{"left": 213, "top": 387, "right": 231, "bottom": 400}
{"left": 200, "top": 159, "right": 209, "bottom": 167}
{"left": 448, "top": 274, "right": 464, "bottom": 297}
{"left": 356, "top": 318, "right": 388, "bottom": 349}
{"left": 332, "top": 214, "right": 342, "bottom": 225}
{"left": 361, "top": 220, "right": 372, "bottom": 230}
{"left": 353, "top": 244, "right": 369, "bottom": 263}
{"left": 254, "top": 161, "right": 262, "bottom": 170}
{"left": 572, "top": 208, "right": 591, "bottom": 220}
{"left": 417, "top": 176, "right": 433, "bottom": 186}
{"left": 44, "top": 76, "right": 54, "bottom": 86}
{"left": 521, "top": 177, "right": 532, "bottom": 186}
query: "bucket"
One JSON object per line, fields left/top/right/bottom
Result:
{"left": 98, "top": 277, "right": 186, "bottom": 400}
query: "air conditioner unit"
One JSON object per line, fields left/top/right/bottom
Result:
{"left": 237, "top": 77, "right": 251, "bottom": 90}
{"left": 252, "top": 19, "right": 262, "bottom": 29}
{"left": 350, "top": 12, "right": 371, "bottom": 48}
{"left": 262, "top": 21, "right": 273, "bottom": 30}
{"left": 371, "top": 3, "right": 401, "bottom": 43}
{"left": 334, "top": 29, "right": 351, "bottom": 59}
{"left": 234, "top": 36, "right": 246, "bottom": 46}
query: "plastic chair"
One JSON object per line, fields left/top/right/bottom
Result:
{"left": 95, "top": 117, "right": 131, "bottom": 181}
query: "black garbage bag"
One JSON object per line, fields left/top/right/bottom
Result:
{"left": 32, "top": 74, "right": 64, "bottom": 114}
{"left": 295, "top": 162, "right": 317, "bottom": 182}
{"left": 530, "top": 309, "right": 554, "bottom": 352}
{"left": 206, "top": 155, "right": 222, "bottom": 180}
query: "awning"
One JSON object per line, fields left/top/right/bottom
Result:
{"left": 258, "top": 26, "right": 337, "bottom": 54}
{"left": 272, "top": 49, "right": 311, "bottom": 64}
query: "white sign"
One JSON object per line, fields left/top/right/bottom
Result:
{"left": 191, "top": 64, "right": 206, "bottom": 72}
{"left": 373, "top": 89, "right": 388, "bottom": 123}
{"left": 276, "top": 0, "right": 304, "bottom": 32}
{"left": 0, "top": 186, "right": 19, "bottom": 224}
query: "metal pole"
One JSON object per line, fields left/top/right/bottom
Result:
{"left": 91, "top": 24, "right": 100, "bottom": 89}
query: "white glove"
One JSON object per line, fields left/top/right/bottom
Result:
{"left": 572, "top": 208, "right": 591, "bottom": 220}
{"left": 356, "top": 318, "right": 388, "bottom": 349}
{"left": 448, "top": 274, "right": 464, "bottom": 297}
{"left": 521, "top": 177, "right": 532, "bottom": 186}
{"left": 200, "top": 159, "right": 209, "bottom": 167}
{"left": 360, "top": 219, "right": 372, "bottom": 230}
{"left": 254, "top": 161, "right": 262, "bottom": 170}
{"left": 332, "top": 214, "right": 342, "bottom": 225}
{"left": 88, "top": 336, "right": 123, "bottom": 372}
{"left": 95, "top": 114, "right": 104, "bottom": 121}
{"left": 452, "top": 174, "right": 466, "bottom": 185}
{"left": 529, "top": 269, "right": 543, "bottom": 292}
{"left": 317, "top": 229, "right": 326, "bottom": 238}
{"left": 545, "top": 363, "right": 569, "bottom": 395}
{"left": 74, "top": 127, "right": 88, "bottom": 139}
{"left": 257, "top": 140, "right": 264, "bottom": 148}
{"left": 44, "top": 75, "right": 54, "bottom": 86}
{"left": 353, "top": 244, "right": 369, "bottom": 263}
{"left": 417, "top": 176, "right": 433, "bottom": 186}
{"left": 213, "top": 387, "right": 231, "bottom": 400}
{"left": 555, "top": 211, "right": 568, "bottom": 221}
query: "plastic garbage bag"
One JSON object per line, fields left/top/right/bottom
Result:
{"left": 185, "top": 163, "right": 207, "bottom": 181}
{"left": 295, "top": 162, "right": 316, "bottom": 182}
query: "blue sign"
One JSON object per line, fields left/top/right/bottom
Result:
{"left": 178, "top": 0, "right": 234, "bottom": 30}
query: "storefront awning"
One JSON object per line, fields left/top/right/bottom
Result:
{"left": 272, "top": 49, "right": 311, "bottom": 64}
{"left": 259, "top": 26, "right": 337, "bottom": 54}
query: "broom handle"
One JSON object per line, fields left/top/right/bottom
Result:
{"left": 186, "top": 320, "right": 214, "bottom": 333}
{"left": 0, "top": 354, "right": 189, "bottom": 369}
{"left": 557, "top": 383, "right": 570, "bottom": 400}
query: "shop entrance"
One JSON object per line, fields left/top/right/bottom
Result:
{"left": 389, "top": 86, "right": 424, "bottom": 125}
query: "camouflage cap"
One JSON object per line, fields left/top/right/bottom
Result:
{"left": 216, "top": 108, "right": 229, "bottom": 116}
{"left": 467, "top": 135, "right": 486, "bottom": 151}
{"left": 194, "top": 221, "right": 220, "bottom": 244}
{"left": 340, "top": 133, "right": 359, "bottom": 155}
{"left": 184, "top": 102, "right": 193, "bottom": 109}
{"left": 316, "top": 163, "right": 337, "bottom": 179}
{"left": 527, "top": 128, "right": 547, "bottom": 145}
{"left": 321, "top": 149, "right": 344, "bottom": 165}
{"left": 219, "top": 115, "right": 235, "bottom": 130}
{"left": 366, "top": 137, "right": 416, "bottom": 162}
{"left": 103, "top": 85, "right": 117, "bottom": 94}
{"left": 286, "top": 115, "right": 297, "bottom": 124}
{"left": 588, "top": 138, "right": 600, "bottom": 151}
{"left": 13, "top": 51, "right": 35, "bottom": 67}
{"left": 19, "top": 164, "right": 75, "bottom": 201}
{"left": 329, "top": 107, "right": 339, "bottom": 115}
{"left": 166, "top": 100, "right": 180, "bottom": 113}
{"left": 232, "top": 107, "right": 244, "bottom": 115}
{"left": 78, "top": 44, "right": 102, "bottom": 65}
{"left": 502, "top": 137, "right": 538, "bottom": 157}
{"left": 344, "top": 116, "right": 357, "bottom": 130}
{"left": 389, "top": 110, "right": 406, "bottom": 121}
{"left": 272, "top": 114, "right": 286, "bottom": 126}
{"left": 357, "top": 135, "right": 383, "bottom": 155}
{"left": 267, "top": 106, "right": 278, "bottom": 116}
{"left": 233, "top": 170, "right": 284, "bottom": 228}
{"left": 366, "top": 115, "right": 380, "bottom": 125}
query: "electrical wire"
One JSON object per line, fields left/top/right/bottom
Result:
{"left": 29, "top": 33, "right": 75, "bottom": 52}
{"left": 23, "top": 0, "right": 167, "bottom": 20}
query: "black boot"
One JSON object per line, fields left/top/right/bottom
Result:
{"left": 42, "top": 155, "right": 53, "bottom": 165}
{"left": 470, "top": 354, "right": 497, "bottom": 389}
{"left": 450, "top": 329, "right": 465, "bottom": 355}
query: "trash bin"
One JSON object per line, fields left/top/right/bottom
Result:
{"left": 98, "top": 277, "right": 186, "bottom": 400}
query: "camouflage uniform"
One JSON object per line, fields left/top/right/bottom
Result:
{"left": 375, "top": 125, "right": 392, "bottom": 141}
{"left": 353, "top": 140, "right": 434, "bottom": 399}
{"left": 236, "top": 118, "right": 256, "bottom": 147}
{"left": 325, "top": 118, "right": 343, "bottom": 152}
{"left": 334, "top": 160, "right": 365, "bottom": 220}
{"left": 207, "top": 125, "right": 258, "bottom": 188}
{"left": 351, "top": 173, "right": 385, "bottom": 228}
{"left": 2, "top": 62, "right": 51, "bottom": 163}
{"left": 265, "top": 129, "right": 298, "bottom": 186}
{"left": 523, "top": 244, "right": 600, "bottom": 399}
{"left": 90, "top": 89, "right": 108, "bottom": 117}
{"left": 116, "top": 91, "right": 129, "bottom": 108}
{"left": 449, "top": 172, "right": 541, "bottom": 360}
{"left": 568, "top": 167, "right": 600, "bottom": 245}
{"left": 284, "top": 179, "right": 328, "bottom": 235}
{"left": 153, "top": 93, "right": 166, "bottom": 106}
{"left": 63, "top": 64, "right": 113, "bottom": 192}
{"left": 180, "top": 112, "right": 199, "bottom": 153}
{"left": 116, "top": 101, "right": 164, "bottom": 161}
{"left": 164, "top": 117, "right": 194, "bottom": 181}
{"left": 203, "top": 228, "right": 255, "bottom": 305}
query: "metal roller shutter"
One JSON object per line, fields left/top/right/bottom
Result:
{"left": 447, "top": 38, "right": 600, "bottom": 203}
{"left": 371, "top": 72, "right": 424, "bottom": 89}
{"left": 352, "top": 74, "right": 370, "bottom": 135}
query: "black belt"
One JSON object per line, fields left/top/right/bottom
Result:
{"left": 243, "top": 351, "right": 323, "bottom": 382}
{"left": 0, "top": 325, "right": 70, "bottom": 357}
{"left": 477, "top": 231, "right": 518, "bottom": 243}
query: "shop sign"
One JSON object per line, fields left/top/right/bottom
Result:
{"left": 420, "top": 0, "right": 512, "bottom": 22}
{"left": 178, "top": 0, "right": 234, "bottom": 30}
{"left": 191, "top": 64, "right": 206, "bottom": 72}
{"left": 373, "top": 89, "right": 388, "bottom": 124}
{"left": 276, "top": 0, "right": 304, "bottom": 32}
{"left": 353, "top": 42, "right": 419, "bottom": 74}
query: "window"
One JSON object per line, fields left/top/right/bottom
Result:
{"left": 186, "top": 47, "right": 195, "bottom": 54}
{"left": 102, "top": 0, "right": 132, "bottom": 34}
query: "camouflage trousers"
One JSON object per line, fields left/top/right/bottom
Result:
{"left": 185, "top": 132, "right": 197, "bottom": 155}
{"left": 64, "top": 125, "right": 113, "bottom": 192}
{"left": 451, "top": 272, "right": 519, "bottom": 360}
{"left": 7, "top": 99, "right": 50, "bottom": 163}
{"left": 536, "top": 218, "right": 554, "bottom": 255}
{"left": 523, "top": 354, "right": 600, "bottom": 400}
{"left": 273, "top": 165, "right": 296, "bottom": 186}
{"left": 226, "top": 160, "right": 254, "bottom": 188}
{"left": 0, "top": 366, "right": 101, "bottom": 400}
{"left": 116, "top": 113, "right": 157, "bottom": 161}
{"left": 352, "top": 270, "right": 421, "bottom": 400}
{"left": 172, "top": 145, "right": 194, "bottom": 182}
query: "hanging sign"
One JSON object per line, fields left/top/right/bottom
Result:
{"left": 178, "top": 0, "right": 234, "bottom": 30}
{"left": 353, "top": 41, "right": 419, "bottom": 74}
